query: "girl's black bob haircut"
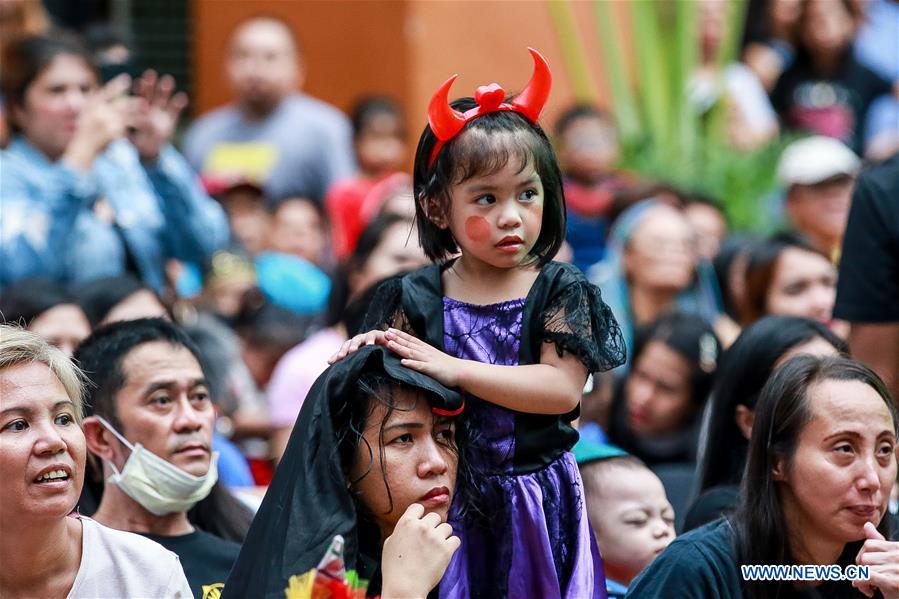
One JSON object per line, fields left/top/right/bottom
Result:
{"left": 412, "top": 96, "right": 566, "bottom": 265}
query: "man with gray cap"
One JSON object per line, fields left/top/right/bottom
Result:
{"left": 777, "top": 135, "right": 861, "bottom": 261}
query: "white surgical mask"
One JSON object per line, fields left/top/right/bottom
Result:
{"left": 96, "top": 416, "right": 219, "bottom": 516}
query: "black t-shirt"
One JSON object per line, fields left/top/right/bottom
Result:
{"left": 770, "top": 50, "right": 893, "bottom": 153}
{"left": 140, "top": 529, "right": 241, "bottom": 599}
{"left": 626, "top": 519, "right": 868, "bottom": 598}
{"left": 834, "top": 155, "right": 899, "bottom": 322}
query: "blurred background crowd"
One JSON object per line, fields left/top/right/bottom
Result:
{"left": 0, "top": 0, "right": 897, "bottom": 595}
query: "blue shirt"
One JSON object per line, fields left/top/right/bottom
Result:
{"left": 0, "top": 136, "right": 229, "bottom": 291}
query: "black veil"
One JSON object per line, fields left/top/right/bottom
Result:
{"left": 222, "top": 345, "right": 463, "bottom": 598}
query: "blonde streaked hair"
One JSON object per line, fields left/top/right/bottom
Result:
{"left": 0, "top": 324, "right": 85, "bottom": 421}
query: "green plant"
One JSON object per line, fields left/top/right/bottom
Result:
{"left": 547, "top": 0, "right": 786, "bottom": 231}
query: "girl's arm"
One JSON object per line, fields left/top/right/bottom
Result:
{"left": 384, "top": 329, "right": 587, "bottom": 415}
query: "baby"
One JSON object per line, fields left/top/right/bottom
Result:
{"left": 574, "top": 441, "right": 676, "bottom": 598}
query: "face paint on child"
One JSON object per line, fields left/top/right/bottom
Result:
{"left": 464, "top": 216, "right": 491, "bottom": 242}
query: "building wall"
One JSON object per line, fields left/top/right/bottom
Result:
{"left": 191, "top": 0, "right": 621, "bottom": 148}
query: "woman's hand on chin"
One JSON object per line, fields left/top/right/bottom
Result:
{"left": 380, "top": 503, "right": 460, "bottom": 599}
{"left": 853, "top": 522, "right": 899, "bottom": 598}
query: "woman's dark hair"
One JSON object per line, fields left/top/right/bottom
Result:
{"left": 734, "top": 355, "right": 897, "bottom": 598}
{"left": 74, "top": 275, "right": 169, "bottom": 328}
{"left": 324, "top": 213, "right": 410, "bottom": 328}
{"left": 411, "top": 96, "right": 565, "bottom": 265}
{"left": 0, "top": 278, "right": 81, "bottom": 326}
{"left": 631, "top": 311, "right": 722, "bottom": 410}
{"left": 186, "top": 483, "right": 254, "bottom": 543}
{"left": 350, "top": 95, "right": 406, "bottom": 140}
{"left": 698, "top": 316, "right": 849, "bottom": 492}
{"left": 739, "top": 231, "right": 831, "bottom": 326}
{"left": 712, "top": 235, "right": 756, "bottom": 322}
{"left": 332, "top": 373, "right": 474, "bottom": 552}
{"left": 1, "top": 33, "right": 97, "bottom": 132}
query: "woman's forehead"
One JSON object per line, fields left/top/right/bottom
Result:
{"left": 632, "top": 206, "right": 691, "bottom": 239}
{"left": 365, "top": 386, "right": 455, "bottom": 428}
{"left": 802, "top": 379, "right": 896, "bottom": 439}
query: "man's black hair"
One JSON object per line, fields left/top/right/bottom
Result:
{"left": 73, "top": 317, "right": 203, "bottom": 428}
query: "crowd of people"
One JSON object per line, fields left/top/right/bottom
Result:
{"left": 1, "top": 2, "right": 898, "bottom": 598}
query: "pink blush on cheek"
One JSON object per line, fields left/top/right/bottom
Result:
{"left": 464, "top": 216, "right": 491, "bottom": 242}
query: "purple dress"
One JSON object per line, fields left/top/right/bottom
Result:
{"left": 437, "top": 296, "right": 607, "bottom": 599}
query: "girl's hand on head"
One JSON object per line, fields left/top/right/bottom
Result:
{"left": 385, "top": 328, "right": 463, "bottom": 388}
{"left": 381, "top": 503, "right": 460, "bottom": 599}
{"left": 853, "top": 522, "right": 899, "bottom": 598}
{"left": 327, "top": 330, "right": 388, "bottom": 364}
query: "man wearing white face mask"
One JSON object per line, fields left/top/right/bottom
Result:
{"left": 75, "top": 318, "right": 247, "bottom": 599}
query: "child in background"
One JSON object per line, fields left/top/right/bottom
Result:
{"left": 554, "top": 105, "right": 631, "bottom": 272}
{"left": 270, "top": 195, "right": 329, "bottom": 267}
{"left": 332, "top": 49, "right": 625, "bottom": 598}
{"left": 574, "top": 440, "right": 676, "bottom": 598}
{"left": 326, "top": 96, "right": 408, "bottom": 259}
{"left": 204, "top": 178, "right": 272, "bottom": 256}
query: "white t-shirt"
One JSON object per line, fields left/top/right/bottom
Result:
{"left": 67, "top": 516, "right": 193, "bottom": 599}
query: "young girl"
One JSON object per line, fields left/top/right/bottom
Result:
{"left": 330, "top": 48, "right": 626, "bottom": 599}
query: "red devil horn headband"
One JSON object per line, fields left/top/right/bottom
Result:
{"left": 427, "top": 47, "right": 552, "bottom": 167}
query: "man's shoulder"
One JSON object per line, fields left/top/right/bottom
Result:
{"left": 184, "top": 104, "right": 243, "bottom": 140}
{"left": 140, "top": 528, "right": 242, "bottom": 562}
{"left": 858, "top": 155, "right": 899, "bottom": 200}
{"left": 282, "top": 93, "right": 350, "bottom": 128}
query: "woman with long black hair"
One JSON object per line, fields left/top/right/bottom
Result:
{"left": 686, "top": 316, "right": 848, "bottom": 530}
{"left": 628, "top": 355, "right": 899, "bottom": 598}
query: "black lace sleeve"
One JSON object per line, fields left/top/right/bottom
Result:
{"left": 539, "top": 277, "right": 627, "bottom": 373}
{"left": 358, "top": 275, "right": 415, "bottom": 335}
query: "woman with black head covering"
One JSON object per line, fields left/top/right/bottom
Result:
{"left": 223, "top": 345, "right": 469, "bottom": 598}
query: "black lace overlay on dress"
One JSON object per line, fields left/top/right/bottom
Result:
{"left": 539, "top": 277, "right": 627, "bottom": 374}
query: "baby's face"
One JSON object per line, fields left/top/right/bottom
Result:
{"left": 587, "top": 465, "right": 675, "bottom": 585}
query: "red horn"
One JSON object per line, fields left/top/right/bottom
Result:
{"left": 510, "top": 48, "right": 552, "bottom": 123}
{"left": 427, "top": 75, "right": 467, "bottom": 141}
